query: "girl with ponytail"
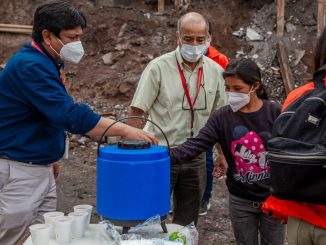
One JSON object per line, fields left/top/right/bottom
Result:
{"left": 171, "top": 58, "right": 285, "bottom": 245}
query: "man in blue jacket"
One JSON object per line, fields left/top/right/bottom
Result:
{"left": 0, "top": 1, "right": 156, "bottom": 244}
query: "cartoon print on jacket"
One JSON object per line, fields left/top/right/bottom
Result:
{"left": 231, "top": 126, "right": 270, "bottom": 184}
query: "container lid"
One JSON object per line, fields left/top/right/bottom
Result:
{"left": 98, "top": 144, "right": 169, "bottom": 162}
{"left": 117, "top": 140, "right": 151, "bottom": 150}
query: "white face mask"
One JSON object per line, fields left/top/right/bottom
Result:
{"left": 180, "top": 42, "right": 209, "bottom": 63}
{"left": 227, "top": 89, "right": 254, "bottom": 112}
{"left": 52, "top": 38, "right": 84, "bottom": 64}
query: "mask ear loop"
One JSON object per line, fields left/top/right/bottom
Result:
{"left": 247, "top": 86, "right": 255, "bottom": 96}
{"left": 249, "top": 82, "right": 260, "bottom": 95}
{"left": 49, "top": 45, "right": 60, "bottom": 57}
{"left": 49, "top": 36, "right": 64, "bottom": 57}
{"left": 55, "top": 36, "right": 65, "bottom": 46}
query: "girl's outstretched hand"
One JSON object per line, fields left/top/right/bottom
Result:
{"left": 213, "top": 154, "right": 227, "bottom": 178}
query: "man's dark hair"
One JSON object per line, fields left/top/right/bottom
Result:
{"left": 223, "top": 58, "right": 269, "bottom": 100}
{"left": 32, "top": 1, "right": 86, "bottom": 42}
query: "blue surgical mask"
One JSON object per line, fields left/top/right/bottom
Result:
{"left": 180, "top": 42, "right": 209, "bottom": 63}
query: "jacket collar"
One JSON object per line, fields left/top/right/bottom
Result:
{"left": 33, "top": 41, "right": 64, "bottom": 70}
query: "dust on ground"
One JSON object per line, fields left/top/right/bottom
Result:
{"left": 0, "top": 0, "right": 318, "bottom": 244}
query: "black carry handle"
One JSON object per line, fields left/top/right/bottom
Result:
{"left": 97, "top": 116, "right": 171, "bottom": 156}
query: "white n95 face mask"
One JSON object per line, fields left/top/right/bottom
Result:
{"left": 59, "top": 41, "right": 84, "bottom": 64}
{"left": 52, "top": 37, "right": 84, "bottom": 64}
{"left": 226, "top": 91, "right": 251, "bottom": 112}
{"left": 180, "top": 42, "right": 208, "bottom": 63}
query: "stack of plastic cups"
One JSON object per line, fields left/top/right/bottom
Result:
{"left": 30, "top": 205, "right": 93, "bottom": 244}
{"left": 29, "top": 224, "right": 52, "bottom": 245}
{"left": 73, "top": 204, "right": 93, "bottom": 230}
{"left": 43, "top": 211, "right": 64, "bottom": 239}
{"left": 53, "top": 216, "right": 73, "bottom": 244}
{"left": 68, "top": 211, "right": 88, "bottom": 238}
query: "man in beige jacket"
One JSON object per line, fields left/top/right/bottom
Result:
{"left": 129, "top": 12, "right": 227, "bottom": 226}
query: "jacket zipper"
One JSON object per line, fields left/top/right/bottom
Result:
{"left": 269, "top": 152, "right": 326, "bottom": 160}
{"left": 305, "top": 97, "right": 326, "bottom": 106}
{"left": 268, "top": 152, "right": 326, "bottom": 167}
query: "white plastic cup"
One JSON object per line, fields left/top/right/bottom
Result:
{"left": 73, "top": 204, "right": 93, "bottom": 228}
{"left": 43, "top": 211, "right": 64, "bottom": 239}
{"left": 29, "top": 223, "right": 51, "bottom": 245}
{"left": 54, "top": 216, "right": 73, "bottom": 244}
{"left": 68, "top": 211, "right": 88, "bottom": 238}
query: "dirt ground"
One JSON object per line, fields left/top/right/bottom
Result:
{"left": 0, "top": 0, "right": 319, "bottom": 244}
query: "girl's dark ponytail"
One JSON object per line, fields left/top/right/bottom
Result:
{"left": 256, "top": 83, "right": 269, "bottom": 100}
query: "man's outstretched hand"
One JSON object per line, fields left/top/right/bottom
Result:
{"left": 126, "top": 127, "right": 158, "bottom": 145}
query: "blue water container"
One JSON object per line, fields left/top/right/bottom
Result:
{"left": 97, "top": 140, "right": 170, "bottom": 223}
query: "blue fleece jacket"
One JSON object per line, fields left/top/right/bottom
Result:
{"left": 0, "top": 43, "right": 101, "bottom": 164}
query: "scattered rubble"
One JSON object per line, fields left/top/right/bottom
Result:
{"left": 235, "top": 47, "right": 245, "bottom": 58}
{"left": 102, "top": 52, "right": 114, "bottom": 65}
{"left": 143, "top": 13, "right": 151, "bottom": 19}
{"left": 294, "top": 49, "right": 305, "bottom": 66}
{"left": 286, "top": 22, "right": 297, "bottom": 33}
{"left": 77, "top": 137, "right": 88, "bottom": 145}
{"left": 245, "top": 28, "right": 264, "bottom": 41}
{"left": 232, "top": 27, "right": 245, "bottom": 39}
{"left": 118, "top": 23, "right": 128, "bottom": 38}
{"left": 230, "top": 0, "right": 317, "bottom": 102}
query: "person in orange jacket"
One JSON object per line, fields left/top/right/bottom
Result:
{"left": 199, "top": 22, "right": 229, "bottom": 215}
{"left": 206, "top": 22, "right": 229, "bottom": 70}
{"left": 262, "top": 27, "right": 326, "bottom": 245}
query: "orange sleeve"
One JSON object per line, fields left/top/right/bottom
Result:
{"left": 262, "top": 196, "right": 326, "bottom": 229}
{"left": 282, "top": 82, "right": 314, "bottom": 111}
{"left": 207, "top": 46, "right": 229, "bottom": 70}
{"left": 262, "top": 196, "right": 288, "bottom": 222}
{"left": 217, "top": 54, "right": 229, "bottom": 70}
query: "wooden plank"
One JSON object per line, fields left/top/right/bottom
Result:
{"left": 0, "top": 27, "right": 32, "bottom": 35}
{"left": 95, "top": 0, "right": 102, "bottom": 7}
{"left": 277, "top": 39, "right": 295, "bottom": 95}
{"left": 0, "top": 23, "right": 32, "bottom": 35}
{"left": 277, "top": 0, "right": 285, "bottom": 37}
{"left": 174, "top": 0, "right": 181, "bottom": 9}
{"left": 0, "top": 23, "right": 32, "bottom": 29}
{"left": 317, "top": 0, "right": 326, "bottom": 36}
{"left": 95, "top": 0, "right": 133, "bottom": 7}
{"left": 158, "top": 0, "right": 165, "bottom": 12}
{"left": 100, "top": 111, "right": 117, "bottom": 117}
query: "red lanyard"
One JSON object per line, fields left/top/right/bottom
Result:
{"left": 31, "top": 41, "right": 66, "bottom": 85}
{"left": 176, "top": 59, "right": 203, "bottom": 137}
{"left": 31, "top": 41, "right": 46, "bottom": 55}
